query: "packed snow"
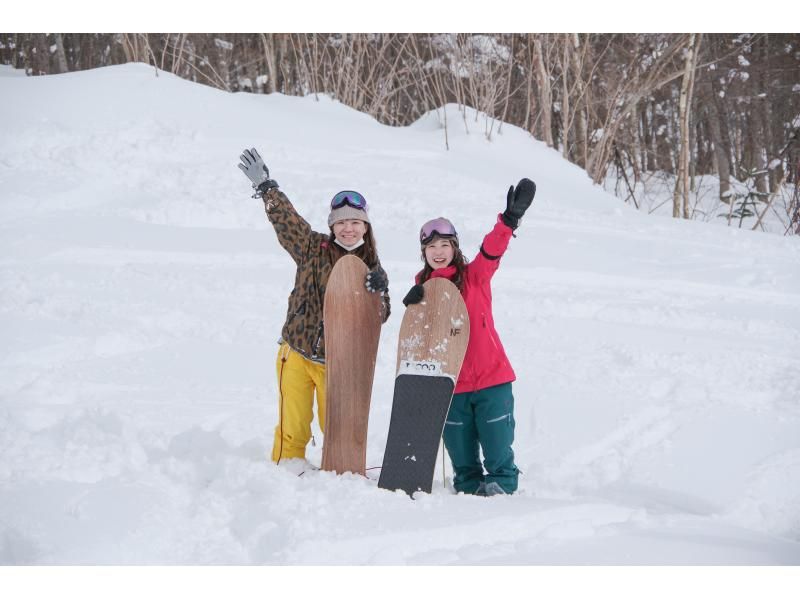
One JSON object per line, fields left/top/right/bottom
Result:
{"left": 1, "top": 63, "right": 799, "bottom": 566}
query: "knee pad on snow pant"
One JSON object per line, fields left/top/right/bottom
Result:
{"left": 271, "top": 343, "right": 327, "bottom": 462}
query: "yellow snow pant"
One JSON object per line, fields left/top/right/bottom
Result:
{"left": 271, "top": 342, "right": 327, "bottom": 462}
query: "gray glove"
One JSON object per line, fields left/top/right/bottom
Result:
{"left": 238, "top": 148, "right": 279, "bottom": 196}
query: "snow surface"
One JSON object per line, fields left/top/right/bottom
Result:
{"left": 1, "top": 63, "right": 800, "bottom": 565}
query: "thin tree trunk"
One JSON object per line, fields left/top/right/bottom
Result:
{"left": 699, "top": 74, "right": 732, "bottom": 201}
{"left": 673, "top": 33, "right": 701, "bottom": 218}
{"left": 30, "top": 33, "right": 49, "bottom": 75}
{"left": 561, "top": 35, "right": 571, "bottom": 158}
{"left": 639, "top": 102, "right": 651, "bottom": 172}
{"left": 523, "top": 35, "right": 534, "bottom": 133}
{"left": 653, "top": 89, "right": 674, "bottom": 173}
{"left": 534, "top": 37, "right": 554, "bottom": 147}
{"left": 570, "top": 33, "right": 589, "bottom": 168}
{"left": 260, "top": 34, "right": 278, "bottom": 94}
{"left": 499, "top": 34, "right": 515, "bottom": 134}
{"left": 748, "top": 105, "right": 770, "bottom": 196}
{"left": 172, "top": 34, "right": 187, "bottom": 75}
{"left": 53, "top": 33, "right": 68, "bottom": 73}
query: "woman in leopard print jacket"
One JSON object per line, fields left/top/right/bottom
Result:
{"left": 239, "top": 148, "right": 391, "bottom": 463}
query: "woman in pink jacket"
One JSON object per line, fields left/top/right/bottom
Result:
{"left": 402, "top": 178, "right": 536, "bottom": 496}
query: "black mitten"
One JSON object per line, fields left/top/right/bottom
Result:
{"left": 402, "top": 284, "right": 424, "bottom": 307}
{"left": 502, "top": 178, "right": 536, "bottom": 229}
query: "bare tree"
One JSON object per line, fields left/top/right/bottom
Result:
{"left": 5, "top": 32, "right": 798, "bottom": 232}
{"left": 533, "top": 36, "right": 555, "bottom": 148}
{"left": 673, "top": 34, "right": 702, "bottom": 218}
{"left": 53, "top": 34, "right": 68, "bottom": 73}
{"left": 697, "top": 70, "right": 732, "bottom": 202}
{"left": 567, "top": 33, "right": 590, "bottom": 168}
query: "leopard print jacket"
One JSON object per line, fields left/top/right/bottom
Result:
{"left": 263, "top": 188, "right": 390, "bottom": 363}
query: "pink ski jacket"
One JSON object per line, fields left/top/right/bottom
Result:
{"left": 416, "top": 215, "right": 516, "bottom": 394}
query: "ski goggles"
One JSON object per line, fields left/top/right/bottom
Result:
{"left": 420, "top": 217, "right": 458, "bottom": 245}
{"left": 331, "top": 190, "right": 368, "bottom": 211}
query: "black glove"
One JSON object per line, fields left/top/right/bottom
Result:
{"left": 502, "top": 178, "right": 536, "bottom": 229}
{"left": 365, "top": 266, "right": 388, "bottom": 293}
{"left": 238, "top": 148, "right": 279, "bottom": 196}
{"left": 402, "top": 284, "right": 424, "bottom": 307}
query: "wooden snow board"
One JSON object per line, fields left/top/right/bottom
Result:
{"left": 321, "top": 254, "right": 383, "bottom": 475}
{"left": 378, "top": 277, "right": 470, "bottom": 496}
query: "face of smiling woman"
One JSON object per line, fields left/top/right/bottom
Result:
{"left": 424, "top": 237, "right": 455, "bottom": 269}
{"left": 332, "top": 219, "right": 367, "bottom": 247}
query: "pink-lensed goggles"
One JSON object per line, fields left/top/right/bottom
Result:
{"left": 420, "top": 217, "right": 458, "bottom": 245}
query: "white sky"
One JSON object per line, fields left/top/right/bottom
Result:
{"left": 3, "top": 1, "right": 793, "bottom": 33}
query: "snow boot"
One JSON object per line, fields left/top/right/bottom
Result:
{"left": 483, "top": 481, "right": 509, "bottom": 496}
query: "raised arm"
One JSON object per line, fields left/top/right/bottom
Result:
{"left": 263, "top": 188, "right": 323, "bottom": 265}
{"left": 239, "top": 147, "right": 322, "bottom": 264}
{"left": 470, "top": 178, "right": 537, "bottom": 281}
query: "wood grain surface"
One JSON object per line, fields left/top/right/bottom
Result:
{"left": 321, "top": 255, "right": 382, "bottom": 475}
{"left": 395, "top": 277, "right": 469, "bottom": 381}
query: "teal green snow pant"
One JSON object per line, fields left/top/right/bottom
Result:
{"left": 442, "top": 382, "right": 519, "bottom": 494}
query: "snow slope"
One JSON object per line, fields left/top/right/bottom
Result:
{"left": 1, "top": 63, "right": 799, "bottom": 565}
